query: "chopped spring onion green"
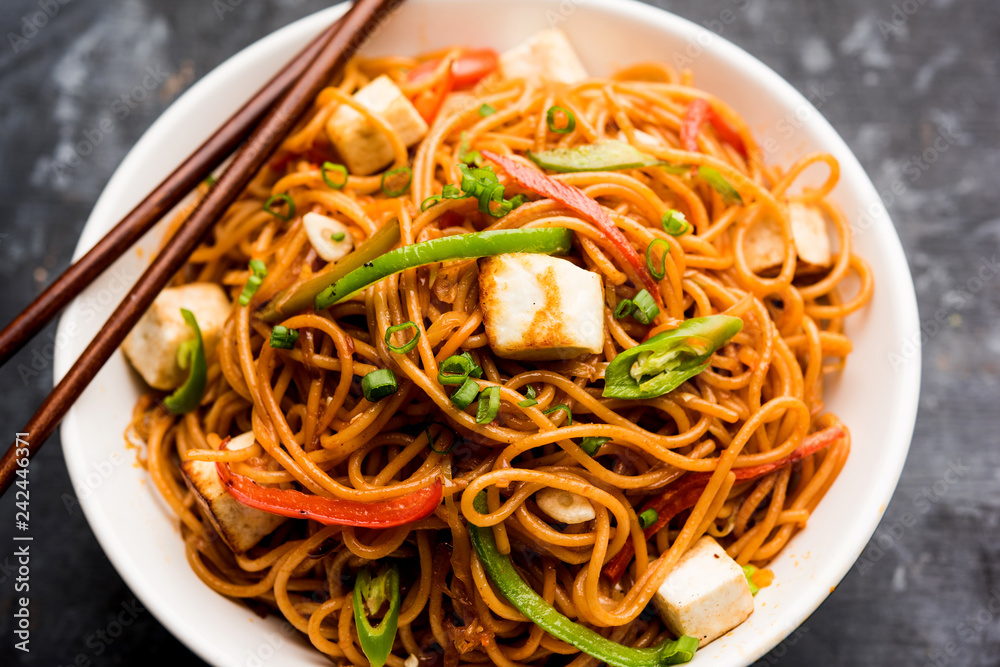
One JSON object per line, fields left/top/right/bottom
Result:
{"left": 579, "top": 436, "right": 611, "bottom": 456}
{"left": 614, "top": 299, "right": 634, "bottom": 320}
{"left": 639, "top": 508, "right": 659, "bottom": 529}
{"left": 646, "top": 239, "right": 670, "bottom": 281}
{"left": 384, "top": 321, "right": 421, "bottom": 354}
{"left": 661, "top": 210, "right": 690, "bottom": 236}
{"left": 321, "top": 162, "right": 348, "bottom": 190}
{"left": 542, "top": 404, "right": 573, "bottom": 425}
{"left": 462, "top": 150, "right": 485, "bottom": 167}
{"left": 631, "top": 289, "right": 660, "bottom": 325}
{"left": 742, "top": 564, "right": 760, "bottom": 596}
{"left": 421, "top": 195, "right": 442, "bottom": 211}
{"left": 479, "top": 103, "right": 497, "bottom": 117}
{"left": 475, "top": 386, "right": 500, "bottom": 424}
{"left": 381, "top": 166, "right": 413, "bottom": 197}
{"left": 269, "top": 325, "right": 299, "bottom": 350}
{"left": 163, "top": 309, "right": 207, "bottom": 415}
{"left": 450, "top": 377, "right": 480, "bottom": 410}
{"left": 238, "top": 259, "right": 268, "bottom": 306}
{"left": 698, "top": 166, "right": 743, "bottom": 205}
{"left": 331, "top": 231, "right": 346, "bottom": 242}
{"left": 362, "top": 369, "right": 398, "bottom": 402}
{"left": 426, "top": 423, "right": 454, "bottom": 454}
{"left": 263, "top": 193, "right": 295, "bottom": 221}
{"left": 546, "top": 105, "right": 576, "bottom": 134}
{"left": 439, "top": 352, "right": 482, "bottom": 385}
{"left": 517, "top": 385, "right": 537, "bottom": 408}
{"left": 508, "top": 194, "right": 529, "bottom": 209}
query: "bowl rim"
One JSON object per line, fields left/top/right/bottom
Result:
{"left": 55, "top": 1, "right": 922, "bottom": 664}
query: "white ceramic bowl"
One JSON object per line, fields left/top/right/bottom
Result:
{"left": 55, "top": 1, "right": 921, "bottom": 664}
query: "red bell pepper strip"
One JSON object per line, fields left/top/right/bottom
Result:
{"left": 215, "top": 459, "right": 443, "bottom": 528}
{"left": 680, "top": 99, "right": 747, "bottom": 159}
{"left": 408, "top": 48, "right": 499, "bottom": 89}
{"left": 481, "top": 150, "right": 662, "bottom": 305}
{"left": 603, "top": 425, "right": 845, "bottom": 582}
{"left": 413, "top": 66, "right": 455, "bottom": 124}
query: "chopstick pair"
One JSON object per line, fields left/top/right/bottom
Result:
{"left": 0, "top": 0, "right": 406, "bottom": 496}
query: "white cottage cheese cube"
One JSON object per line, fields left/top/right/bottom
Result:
{"left": 325, "top": 75, "right": 428, "bottom": 175}
{"left": 121, "top": 283, "right": 231, "bottom": 390}
{"left": 499, "top": 29, "right": 588, "bottom": 85}
{"left": 181, "top": 432, "right": 286, "bottom": 554}
{"left": 478, "top": 253, "right": 604, "bottom": 361}
{"left": 654, "top": 536, "right": 755, "bottom": 647}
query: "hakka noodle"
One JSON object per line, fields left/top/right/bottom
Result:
{"left": 124, "top": 34, "right": 872, "bottom": 667}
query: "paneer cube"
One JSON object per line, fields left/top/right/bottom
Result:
{"left": 654, "top": 536, "right": 755, "bottom": 647}
{"left": 121, "top": 283, "right": 231, "bottom": 390}
{"left": 180, "top": 432, "right": 286, "bottom": 554}
{"left": 478, "top": 253, "right": 604, "bottom": 361}
{"left": 499, "top": 29, "right": 588, "bottom": 85}
{"left": 325, "top": 75, "right": 428, "bottom": 176}
{"left": 743, "top": 202, "right": 832, "bottom": 275}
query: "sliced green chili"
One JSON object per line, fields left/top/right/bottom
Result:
{"left": 263, "top": 193, "right": 295, "bottom": 221}
{"left": 475, "top": 386, "right": 500, "bottom": 424}
{"left": 163, "top": 309, "right": 207, "bottom": 415}
{"left": 362, "top": 369, "right": 398, "bottom": 402}
{"left": 384, "top": 321, "right": 421, "bottom": 354}
{"left": 321, "top": 162, "right": 348, "bottom": 189}
{"left": 315, "top": 227, "right": 573, "bottom": 309}
{"left": 603, "top": 314, "right": 743, "bottom": 399}
{"left": 353, "top": 566, "right": 401, "bottom": 667}
{"left": 468, "top": 492, "right": 698, "bottom": 667}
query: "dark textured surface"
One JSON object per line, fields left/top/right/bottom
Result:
{"left": 0, "top": 0, "right": 997, "bottom": 665}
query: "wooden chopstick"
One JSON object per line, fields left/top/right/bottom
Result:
{"left": 0, "top": 17, "right": 346, "bottom": 369}
{"left": 0, "top": 0, "right": 406, "bottom": 496}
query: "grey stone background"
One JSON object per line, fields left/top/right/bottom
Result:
{"left": 0, "top": 0, "right": 997, "bottom": 665}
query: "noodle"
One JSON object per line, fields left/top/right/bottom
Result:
{"left": 127, "top": 45, "right": 871, "bottom": 665}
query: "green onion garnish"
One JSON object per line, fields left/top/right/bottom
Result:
{"left": 517, "top": 385, "right": 537, "bottom": 408}
{"left": 698, "top": 166, "right": 743, "bottom": 205}
{"left": 381, "top": 166, "right": 413, "bottom": 197}
{"left": 331, "top": 231, "right": 346, "bottom": 242}
{"left": 579, "top": 436, "right": 611, "bottom": 456}
{"left": 238, "top": 259, "right": 268, "bottom": 306}
{"left": 508, "top": 194, "right": 528, "bottom": 209}
{"left": 441, "top": 184, "right": 465, "bottom": 199}
{"left": 542, "top": 404, "right": 573, "bottom": 425}
{"left": 426, "top": 423, "right": 454, "bottom": 454}
{"left": 613, "top": 299, "right": 634, "bottom": 320}
{"left": 479, "top": 182, "right": 511, "bottom": 217}
{"left": 321, "top": 162, "right": 348, "bottom": 190}
{"left": 362, "top": 369, "right": 398, "bottom": 402}
{"left": 421, "top": 195, "right": 442, "bottom": 211}
{"left": 479, "top": 103, "right": 497, "bottom": 117}
{"left": 450, "top": 377, "right": 480, "bottom": 409}
{"left": 646, "top": 239, "right": 670, "bottom": 281}
{"left": 475, "top": 386, "right": 500, "bottom": 424}
{"left": 546, "top": 106, "right": 576, "bottom": 134}
{"left": 384, "top": 321, "right": 421, "bottom": 354}
{"left": 263, "top": 193, "right": 295, "bottom": 221}
{"left": 639, "top": 508, "right": 659, "bottom": 529}
{"left": 661, "top": 210, "right": 690, "bottom": 236}
{"left": 269, "top": 325, "right": 299, "bottom": 350}
{"left": 631, "top": 289, "right": 660, "bottom": 325}
{"left": 439, "top": 352, "right": 481, "bottom": 385}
